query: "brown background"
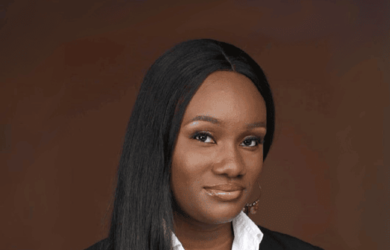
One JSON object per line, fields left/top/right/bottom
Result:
{"left": 1, "top": 0, "right": 389, "bottom": 249}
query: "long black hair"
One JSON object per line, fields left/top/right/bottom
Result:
{"left": 106, "top": 39, "right": 275, "bottom": 250}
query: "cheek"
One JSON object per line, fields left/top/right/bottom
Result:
{"left": 171, "top": 149, "right": 208, "bottom": 189}
{"left": 243, "top": 152, "right": 264, "bottom": 179}
{"left": 171, "top": 136, "right": 212, "bottom": 180}
{"left": 170, "top": 146, "right": 212, "bottom": 209}
{"left": 247, "top": 153, "right": 263, "bottom": 169}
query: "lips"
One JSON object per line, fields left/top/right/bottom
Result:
{"left": 204, "top": 183, "right": 244, "bottom": 201}
{"left": 204, "top": 183, "right": 244, "bottom": 192}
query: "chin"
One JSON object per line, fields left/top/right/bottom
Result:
{"left": 200, "top": 206, "right": 241, "bottom": 224}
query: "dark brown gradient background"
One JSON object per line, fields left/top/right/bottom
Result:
{"left": 1, "top": 0, "right": 389, "bottom": 249}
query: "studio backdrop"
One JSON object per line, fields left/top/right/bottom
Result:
{"left": 1, "top": 1, "right": 389, "bottom": 249}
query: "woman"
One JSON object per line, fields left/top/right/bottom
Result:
{"left": 85, "top": 39, "right": 323, "bottom": 250}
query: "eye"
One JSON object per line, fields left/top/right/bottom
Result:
{"left": 241, "top": 137, "right": 263, "bottom": 147}
{"left": 192, "top": 131, "right": 215, "bottom": 144}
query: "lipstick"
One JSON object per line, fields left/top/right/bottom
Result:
{"left": 203, "top": 183, "right": 244, "bottom": 201}
{"left": 204, "top": 188, "right": 243, "bottom": 201}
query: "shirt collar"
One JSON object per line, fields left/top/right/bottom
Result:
{"left": 171, "top": 211, "right": 263, "bottom": 250}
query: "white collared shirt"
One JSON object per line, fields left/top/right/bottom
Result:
{"left": 171, "top": 211, "right": 263, "bottom": 250}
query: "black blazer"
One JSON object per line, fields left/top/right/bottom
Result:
{"left": 85, "top": 225, "right": 324, "bottom": 250}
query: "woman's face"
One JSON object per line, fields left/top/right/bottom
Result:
{"left": 171, "top": 71, "right": 267, "bottom": 225}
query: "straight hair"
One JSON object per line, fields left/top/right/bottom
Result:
{"left": 106, "top": 39, "right": 275, "bottom": 250}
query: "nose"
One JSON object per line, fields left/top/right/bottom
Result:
{"left": 212, "top": 143, "right": 246, "bottom": 178}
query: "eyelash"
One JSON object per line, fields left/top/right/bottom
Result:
{"left": 191, "top": 131, "right": 264, "bottom": 147}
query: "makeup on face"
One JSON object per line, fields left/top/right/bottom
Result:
{"left": 203, "top": 183, "right": 245, "bottom": 201}
{"left": 170, "top": 71, "right": 267, "bottom": 225}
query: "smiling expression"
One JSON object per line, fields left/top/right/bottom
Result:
{"left": 170, "top": 71, "right": 267, "bottom": 225}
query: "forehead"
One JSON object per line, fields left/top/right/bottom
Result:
{"left": 182, "top": 71, "right": 266, "bottom": 125}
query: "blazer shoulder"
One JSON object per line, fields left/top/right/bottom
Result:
{"left": 258, "top": 225, "right": 324, "bottom": 250}
{"left": 85, "top": 238, "right": 109, "bottom": 250}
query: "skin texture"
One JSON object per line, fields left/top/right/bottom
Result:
{"left": 171, "top": 71, "right": 267, "bottom": 250}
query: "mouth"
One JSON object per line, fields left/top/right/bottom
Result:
{"left": 203, "top": 188, "right": 243, "bottom": 201}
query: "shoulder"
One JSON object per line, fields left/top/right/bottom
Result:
{"left": 258, "top": 225, "right": 324, "bottom": 250}
{"left": 84, "top": 227, "right": 324, "bottom": 250}
{"left": 84, "top": 238, "right": 109, "bottom": 250}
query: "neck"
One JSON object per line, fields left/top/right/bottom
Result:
{"left": 173, "top": 211, "right": 234, "bottom": 250}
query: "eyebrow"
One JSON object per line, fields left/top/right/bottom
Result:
{"left": 189, "top": 115, "right": 266, "bottom": 129}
